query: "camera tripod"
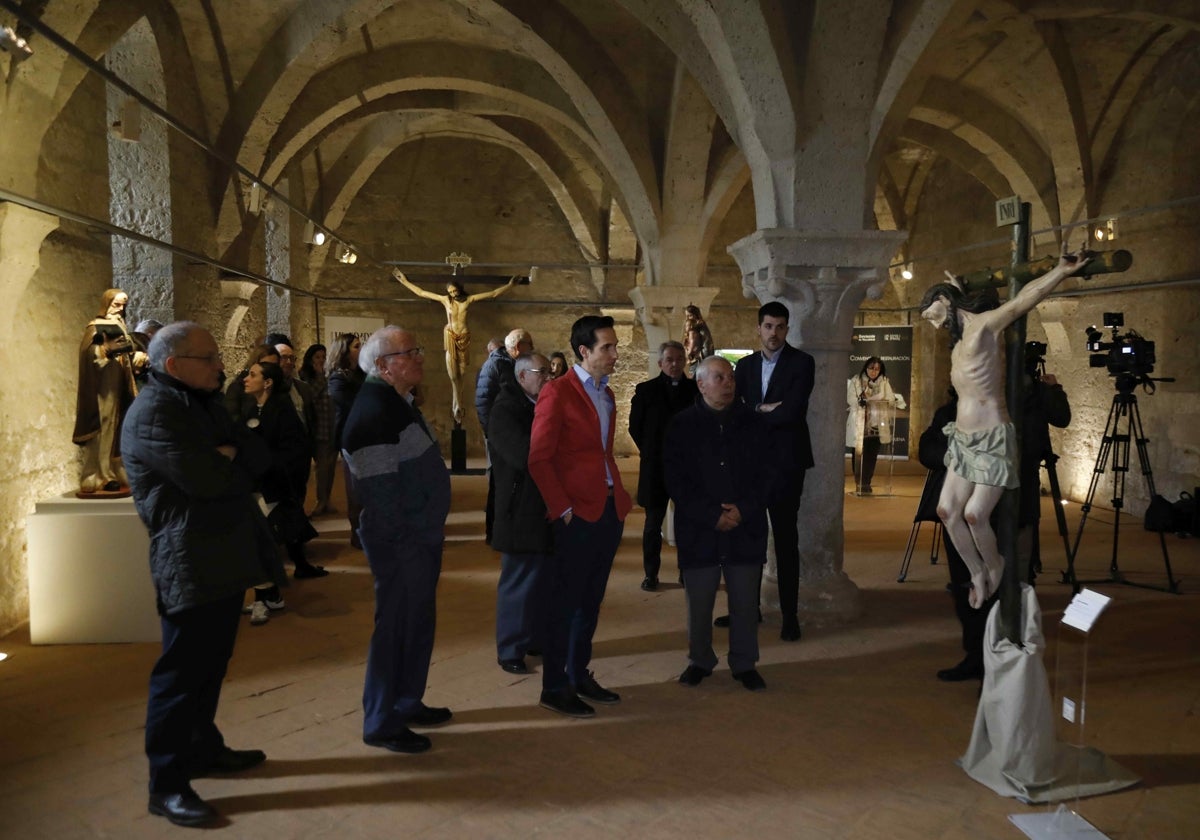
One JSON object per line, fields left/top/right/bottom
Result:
{"left": 1061, "top": 375, "right": 1180, "bottom": 593}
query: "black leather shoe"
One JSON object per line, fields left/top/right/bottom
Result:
{"left": 364, "top": 728, "right": 432, "bottom": 754}
{"left": 526, "top": 648, "right": 543, "bottom": 657}
{"left": 200, "top": 746, "right": 266, "bottom": 775}
{"left": 678, "top": 665, "right": 712, "bottom": 687}
{"left": 293, "top": 564, "right": 329, "bottom": 579}
{"left": 408, "top": 704, "right": 453, "bottom": 727}
{"left": 573, "top": 671, "right": 620, "bottom": 704}
{"left": 539, "top": 688, "right": 595, "bottom": 718}
{"left": 148, "top": 788, "right": 218, "bottom": 827}
{"left": 498, "top": 657, "right": 529, "bottom": 674}
{"left": 640, "top": 576, "right": 658, "bottom": 591}
{"left": 937, "top": 658, "right": 984, "bottom": 682}
{"left": 733, "top": 669, "right": 767, "bottom": 692}
{"left": 780, "top": 616, "right": 802, "bottom": 642}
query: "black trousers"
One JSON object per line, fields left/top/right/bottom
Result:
{"left": 765, "top": 474, "right": 805, "bottom": 620}
{"left": 542, "top": 497, "right": 623, "bottom": 692}
{"left": 145, "top": 592, "right": 243, "bottom": 793}
{"left": 641, "top": 504, "right": 668, "bottom": 580}
{"left": 851, "top": 437, "right": 881, "bottom": 489}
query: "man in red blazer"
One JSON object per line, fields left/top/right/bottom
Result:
{"left": 528, "top": 314, "right": 632, "bottom": 718}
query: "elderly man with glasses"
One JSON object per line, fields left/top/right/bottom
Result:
{"left": 488, "top": 353, "right": 555, "bottom": 675}
{"left": 341, "top": 327, "right": 454, "bottom": 755}
{"left": 122, "top": 322, "right": 284, "bottom": 827}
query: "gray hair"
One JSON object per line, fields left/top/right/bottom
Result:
{"left": 658, "top": 340, "right": 685, "bottom": 360}
{"left": 514, "top": 352, "right": 548, "bottom": 377}
{"left": 694, "top": 355, "right": 731, "bottom": 381}
{"left": 147, "top": 321, "right": 202, "bottom": 373}
{"left": 359, "top": 325, "right": 407, "bottom": 374}
{"left": 504, "top": 328, "right": 531, "bottom": 353}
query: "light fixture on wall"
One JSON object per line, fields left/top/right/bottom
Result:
{"left": 337, "top": 244, "right": 358, "bottom": 265}
{"left": 302, "top": 221, "right": 327, "bottom": 246}
{"left": 1092, "top": 219, "right": 1117, "bottom": 242}
{"left": 246, "top": 181, "right": 263, "bottom": 215}
{"left": 900, "top": 264, "right": 914, "bottom": 281}
{"left": 0, "top": 651, "right": 8, "bottom": 662}
{"left": 0, "top": 25, "right": 33, "bottom": 61}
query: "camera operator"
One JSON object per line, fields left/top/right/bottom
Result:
{"left": 921, "top": 343, "right": 1071, "bottom": 682}
{"left": 1019, "top": 344, "right": 1072, "bottom": 578}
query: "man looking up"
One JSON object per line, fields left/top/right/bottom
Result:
{"left": 528, "top": 315, "right": 632, "bottom": 717}
{"left": 731, "top": 301, "right": 815, "bottom": 642}
{"left": 122, "top": 322, "right": 281, "bottom": 827}
{"left": 629, "top": 340, "right": 697, "bottom": 590}
{"left": 490, "top": 353, "right": 554, "bottom": 675}
{"left": 342, "top": 327, "right": 453, "bottom": 754}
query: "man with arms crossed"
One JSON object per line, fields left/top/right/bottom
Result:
{"left": 528, "top": 315, "right": 632, "bottom": 717}
{"left": 123, "top": 322, "right": 281, "bottom": 827}
{"left": 732, "top": 300, "right": 814, "bottom": 641}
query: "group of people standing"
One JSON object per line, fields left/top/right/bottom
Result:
{"left": 120, "top": 300, "right": 817, "bottom": 827}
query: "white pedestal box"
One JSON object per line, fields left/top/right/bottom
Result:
{"left": 27, "top": 493, "right": 159, "bottom": 644}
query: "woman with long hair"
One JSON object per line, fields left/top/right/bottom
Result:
{"left": 327, "top": 333, "right": 366, "bottom": 547}
{"left": 300, "top": 343, "right": 336, "bottom": 516}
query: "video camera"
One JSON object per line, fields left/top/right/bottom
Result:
{"left": 1086, "top": 313, "right": 1156, "bottom": 379}
{"left": 1024, "top": 340, "right": 1047, "bottom": 378}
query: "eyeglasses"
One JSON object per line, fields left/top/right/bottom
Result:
{"left": 176, "top": 353, "right": 223, "bottom": 364}
{"left": 380, "top": 347, "right": 424, "bottom": 361}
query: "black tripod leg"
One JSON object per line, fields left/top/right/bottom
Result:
{"left": 1044, "top": 454, "right": 1071, "bottom": 570}
{"left": 898, "top": 521, "right": 921, "bottom": 582}
{"left": 1065, "top": 397, "right": 1120, "bottom": 591}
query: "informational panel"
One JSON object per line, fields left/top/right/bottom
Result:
{"left": 848, "top": 325, "right": 912, "bottom": 459}
{"left": 323, "top": 315, "right": 384, "bottom": 349}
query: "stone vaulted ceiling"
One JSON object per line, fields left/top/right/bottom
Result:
{"left": 1, "top": 0, "right": 1198, "bottom": 291}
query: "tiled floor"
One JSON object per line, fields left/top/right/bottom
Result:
{"left": 2, "top": 463, "right": 1198, "bottom": 838}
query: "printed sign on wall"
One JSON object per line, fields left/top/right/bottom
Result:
{"left": 323, "top": 316, "right": 384, "bottom": 350}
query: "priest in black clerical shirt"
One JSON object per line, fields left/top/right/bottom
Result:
{"left": 628, "top": 340, "right": 698, "bottom": 591}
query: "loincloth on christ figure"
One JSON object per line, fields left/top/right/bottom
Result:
{"left": 942, "top": 421, "right": 1019, "bottom": 489}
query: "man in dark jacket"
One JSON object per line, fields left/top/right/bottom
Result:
{"left": 476, "top": 328, "right": 533, "bottom": 544}
{"left": 732, "top": 300, "right": 815, "bottom": 641}
{"left": 121, "top": 322, "right": 281, "bottom": 827}
{"left": 489, "top": 353, "right": 554, "bottom": 675}
{"left": 629, "top": 340, "right": 697, "bottom": 590}
{"left": 665, "top": 357, "right": 773, "bottom": 692}
{"left": 342, "top": 326, "right": 453, "bottom": 755}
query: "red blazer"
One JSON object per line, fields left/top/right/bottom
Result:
{"left": 528, "top": 371, "right": 632, "bottom": 523}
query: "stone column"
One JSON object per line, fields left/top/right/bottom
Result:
{"left": 628, "top": 285, "right": 718, "bottom": 377}
{"left": 220, "top": 278, "right": 264, "bottom": 365}
{"left": 728, "top": 228, "right": 907, "bottom": 624}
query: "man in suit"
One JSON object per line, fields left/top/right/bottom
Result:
{"left": 629, "top": 340, "right": 698, "bottom": 590}
{"left": 732, "top": 300, "right": 815, "bottom": 642}
{"left": 528, "top": 315, "right": 633, "bottom": 718}
{"left": 342, "top": 326, "right": 453, "bottom": 755}
{"left": 490, "top": 353, "right": 554, "bottom": 675}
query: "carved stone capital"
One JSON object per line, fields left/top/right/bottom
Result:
{"left": 628, "top": 286, "right": 718, "bottom": 376}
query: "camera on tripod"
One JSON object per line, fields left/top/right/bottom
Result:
{"left": 1024, "top": 340, "right": 1047, "bottom": 377}
{"left": 1085, "top": 312, "right": 1155, "bottom": 378}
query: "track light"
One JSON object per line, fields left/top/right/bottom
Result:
{"left": 900, "top": 265, "right": 914, "bottom": 281}
{"left": 302, "top": 222, "right": 327, "bottom": 246}
{"left": 338, "top": 245, "right": 358, "bottom": 264}
{"left": 0, "top": 25, "right": 32, "bottom": 61}
{"left": 1092, "top": 219, "right": 1117, "bottom": 242}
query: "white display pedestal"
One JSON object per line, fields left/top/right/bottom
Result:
{"left": 27, "top": 493, "right": 159, "bottom": 644}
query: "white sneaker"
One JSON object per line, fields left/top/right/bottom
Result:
{"left": 264, "top": 596, "right": 286, "bottom": 611}
{"left": 249, "top": 601, "right": 270, "bottom": 625}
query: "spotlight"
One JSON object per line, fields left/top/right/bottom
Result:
{"left": 0, "top": 25, "right": 32, "bottom": 61}
{"left": 1091, "top": 219, "right": 1117, "bottom": 242}
{"left": 901, "top": 265, "right": 914, "bottom": 281}
{"left": 302, "top": 222, "right": 327, "bottom": 246}
{"left": 337, "top": 245, "right": 357, "bottom": 264}
{"left": 0, "top": 651, "right": 8, "bottom": 662}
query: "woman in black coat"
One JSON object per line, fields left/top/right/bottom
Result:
{"left": 236, "top": 362, "right": 326, "bottom": 594}
{"left": 327, "top": 333, "right": 365, "bottom": 547}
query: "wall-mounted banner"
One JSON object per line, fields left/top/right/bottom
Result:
{"left": 323, "top": 315, "right": 384, "bottom": 350}
{"left": 848, "top": 325, "right": 912, "bottom": 459}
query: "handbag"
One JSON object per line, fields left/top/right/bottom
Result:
{"left": 1144, "top": 493, "right": 1176, "bottom": 532}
